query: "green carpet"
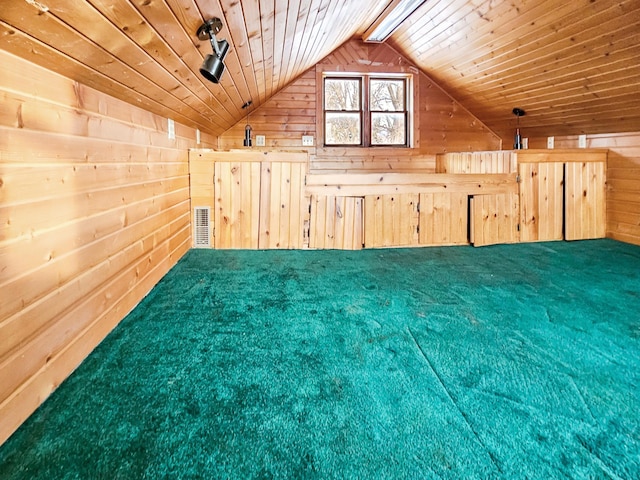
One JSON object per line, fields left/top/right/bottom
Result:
{"left": 1, "top": 239, "right": 639, "bottom": 479}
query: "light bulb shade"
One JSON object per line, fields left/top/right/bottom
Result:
{"left": 514, "top": 127, "right": 522, "bottom": 150}
{"left": 243, "top": 124, "right": 252, "bottom": 147}
{"left": 199, "top": 38, "right": 229, "bottom": 84}
{"left": 200, "top": 54, "right": 226, "bottom": 84}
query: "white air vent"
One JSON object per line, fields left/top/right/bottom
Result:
{"left": 194, "top": 207, "right": 211, "bottom": 247}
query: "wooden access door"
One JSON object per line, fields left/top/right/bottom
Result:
{"left": 565, "top": 161, "right": 606, "bottom": 240}
{"left": 418, "top": 192, "right": 468, "bottom": 245}
{"left": 470, "top": 193, "right": 520, "bottom": 246}
{"left": 258, "top": 161, "right": 307, "bottom": 249}
{"left": 518, "top": 162, "right": 564, "bottom": 242}
{"left": 309, "top": 196, "right": 363, "bottom": 250}
{"left": 214, "top": 161, "right": 307, "bottom": 249}
{"left": 518, "top": 160, "right": 606, "bottom": 242}
{"left": 364, "top": 194, "right": 419, "bottom": 248}
{"left": 214, "top": 161, "right": 261, "bottom": 249}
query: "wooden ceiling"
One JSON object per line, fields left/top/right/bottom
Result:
{"left": 2, "top": 0, "right": 639, "bottom": 140}
{"left": 391, "top": 0, "right": 640, "bottom": 139}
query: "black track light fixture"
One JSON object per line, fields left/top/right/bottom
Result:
{"left": 197, "top": 18, "right": 230, "bottom": 84}
{"left": 242, "top": 101, "right": 253, "bottom": 147}
{"left": 512, "top": 107, "right": 526, "bottom": 149}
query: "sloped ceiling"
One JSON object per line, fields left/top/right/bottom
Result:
{"left": 390, "top": 0, "right": 640, "bottom": 139}
{"left": 2, "top": 0, "right": 638, "bottom": 140}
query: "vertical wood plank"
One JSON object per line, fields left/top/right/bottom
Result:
{"left": 279, "top": 162, "right": 292, "bottom": 248}
{"left": 310, "top": 195, "right": 326, "bottom": 249}
{"left": 259, "top": 162, "right": 273, "bottom": 248}
{"left": 214, "top": 162, "right": 261, "bottom": 249}
{"left": 519, "top": 162, "right": 564, "bottom": 242}
{"left": 289, "top": 162, "right": 303, "bottom": 248}
{"left": 565, "top": 161, "right": 606, "bottom": 240}
{"left": 250, "top": 162, "right": 262, "bottom": 247}
{"left": 309, "top": 195, "right": 363, "bottom": 250}
{"left": 353, "top": 198, "right": 364, "bottom": 249}
{"left": 364, "top": 194, "right": 418, "bottom": 248}
{"left": 230, "top": 163, "right": 243, "bottom": 247}
{"left": 471, "top": 193, "right": 519, "bottom": 247}
{"left": 419, "top": 192, "right": 468, "bottom": 245}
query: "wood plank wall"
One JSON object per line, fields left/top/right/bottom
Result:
{"left": 219, "top": 39, "right": 501, "bottom": 173}
{"left": 528, "top": 133, "right": 640, "bottom": 246}
{"left": 436, "top": 151, "right": 516, "bottom": 173}
{"left": 0, "top": 50, "right": 214, "bottom": 446}
{"left": 189, "top": 151, "right": 309, "bottom": 250}
{"left": 306, "top": 172, "right": 517, "bottom": 248}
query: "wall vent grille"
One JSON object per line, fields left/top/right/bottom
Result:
{"left": 194, "top": 207, "right": 211, "bottom": 247}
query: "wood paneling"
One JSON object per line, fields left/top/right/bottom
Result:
{"left": 564, "top": 162, "right": 607, "bottom": 241}
{"left": 364, "top": 194, "right": 419, "bottom": 248}
{"left": 219, "top": 40, "right": 501, "bottom": 171}
{"left": 214, "top": 161, "right": 261, "bottom": 249}
{"left": 470, "top": 193, "right": 520, "bottom": 247}
{"left": 515, "top": 148, "right": 608, "bottom": 241}
{"left": 259, "top": 161, "right": 307, "bottom": 249}
{"left": 306, "top": 172, "right": 517, "bottom": 248}
{"left": 2, "top": 0, "right": 637, "bottom": 140}
{"left": 190, "top": 150, "right": 309, "bottom": 249}
{"left": 436, "top": 151, "right": 515, "bottom": 174}
{"left": 0, "top": 0, "right": 389, "bottom": 137}
{"left": 309, "top": 196, "right": 363, "bottom": 250}
{"left": 419, "top": 193, "right": 469, "bottom": 246}
{"left": 392, "top": 0, "right": 640, "bottom": 139}
{"left": 0, "top": 50, "right": 208, "bottom": 446}
{"left": 519, "top": 162, "right": 565, "bottom": 243}
{"left": 528, "top": 132, "right": 640, "bottom": 246}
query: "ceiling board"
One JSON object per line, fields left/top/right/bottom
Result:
{"left": 391, "top": 0, "right": 640, "bottom": 138}
{"left": 1, "top": 0, "right": 638, "bottom": 139}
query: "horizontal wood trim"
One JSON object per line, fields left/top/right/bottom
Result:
{"left": 192, "top": 150, "right": 309, "bottom": 164}
{"left": 514, "top": 149, "right": 609, "bottom": 163}
{"left": 306, "top": 173, "right": 517, "bottom": 196}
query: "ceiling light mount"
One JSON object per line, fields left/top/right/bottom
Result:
{"left": 512, "top": 108, "right": 526, "bottom": 118}
{"left": 197, "top": 17, "right": 229, "bottom": 84}
{"left": 197, "top": 18, "right": 223, "bottom": 40}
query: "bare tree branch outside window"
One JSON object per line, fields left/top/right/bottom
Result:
{"left": 370, "top": 79, "right": 406, "bottom": 145}
{"left": 324, "top": 78, "right": 362, "bottom": 145}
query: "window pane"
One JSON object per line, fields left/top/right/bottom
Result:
{"left": 371, "top": 113, "right": 406, "bottom": 145}
{"left": 370, "top": 79, "right": 405, "bottom": 111}
{"left": 324, "top": 78, "right": 361, "bottom": 110}
{"left": 325, "top": 112, "right": 361, "bottom": 145}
